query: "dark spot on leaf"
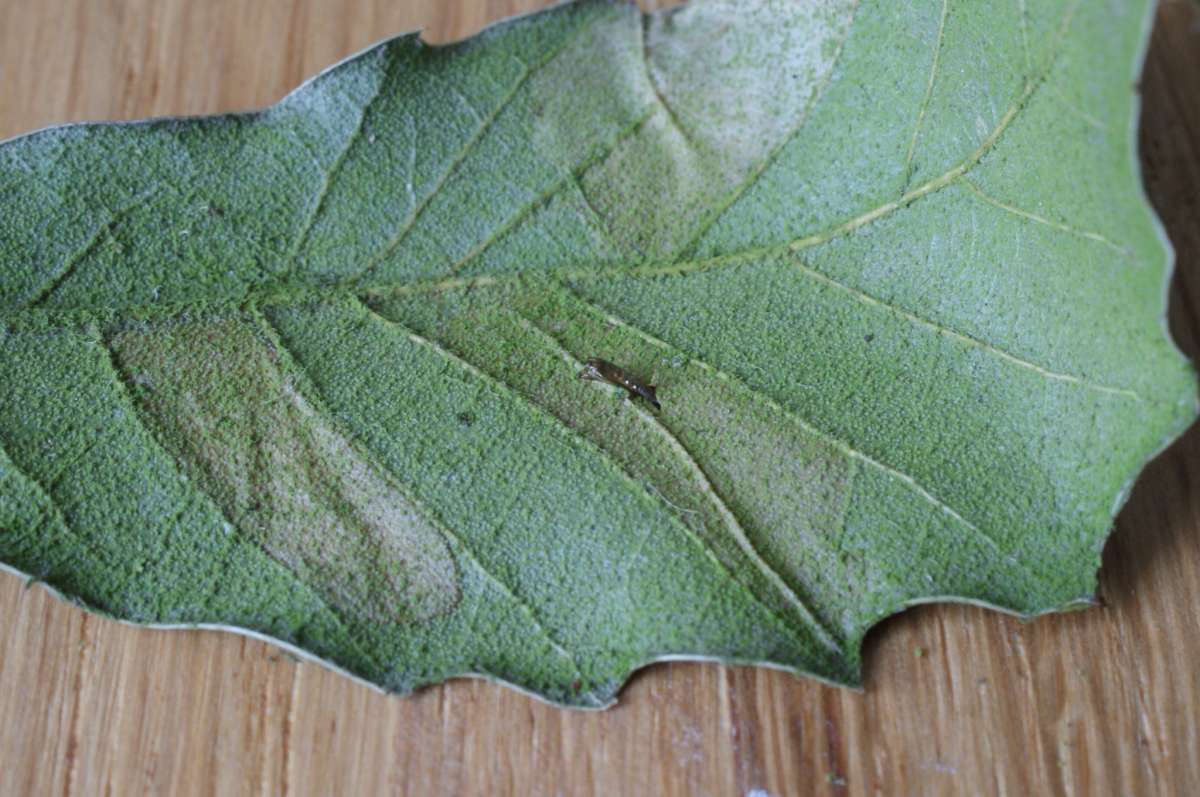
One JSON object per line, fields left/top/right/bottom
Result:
{"left": 864, "top": 333, "right": 874, "bottom": 343}
{"left": 457, "top": 411, "right": 474, "bottom": 427}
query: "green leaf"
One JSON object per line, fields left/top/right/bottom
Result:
{"left": 0, "top": 0, "right": 1194, "bottom": 707}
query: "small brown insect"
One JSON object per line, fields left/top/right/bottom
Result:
{"left": 578, "top": 358, "right": 661, "bottom": 410}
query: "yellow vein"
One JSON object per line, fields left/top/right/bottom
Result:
{"left": 15, "top": 3, "right": 1083, "bottom": 320}
{"left": 789, "top": 253, "right": 1142, "bottom": 399}
{"left": 901, "top": 0, "right": 949, "bottom": 193}
{"left": 15, "top": 0, "right": 1101, "bottom": 418}
{"left": 791, "top": 0, "right": 1079, "bottom": 256}
{"left": 512, "top": 306, "right": 844, "bottom": 655}
{"left": 350, "top": 9, "right": 1079, "bottom": 307}
{"left": 957, "top": 176, "right": 1133, "bottom": 260}
{"left": 557, "top": 283, "right": 1041, "bottom": 583}
{"left": 591, "top": 234, "right": 1145, "bottom": 401}
{"left": 790, "top": 89, "right": 1027, "bottom": 254}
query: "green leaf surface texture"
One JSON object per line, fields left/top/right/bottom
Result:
{"left": 0, "top": 0, "right": 1194, "bottom": 707}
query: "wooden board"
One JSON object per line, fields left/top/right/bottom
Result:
{"left": 1, "top": 1, "right": 1197, "bottom": 794}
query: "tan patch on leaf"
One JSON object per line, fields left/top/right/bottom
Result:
{"left": 111, "top": 315, "right": 458, "bottom": 625}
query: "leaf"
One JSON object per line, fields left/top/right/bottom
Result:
{"left": 0, "top": 0, "right": 1194, "bottom": 708}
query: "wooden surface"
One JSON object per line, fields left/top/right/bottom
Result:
{"left": 1, "top": 1, "right": 1198, "bottom": 794}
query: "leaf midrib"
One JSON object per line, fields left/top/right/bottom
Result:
{"left": 352, "top": 294, "right": 853, "bottom": 661}
{"left": 5, "top": 59, "right": 1146, "bottom": 407}
{"left": 1, "top": 0, "right": 1115, "bottom": 567}
{"left": 0, "top": 0, "right": 1175, "bottom": 704}
{"left": 10, "top": 3, "right": 1120, "bottom": 409}
{"left": 11, "top": 3, "right": 1060, "bottom": 316}
{"left": 508, "top": 303, "right": 847, "bottom": 652}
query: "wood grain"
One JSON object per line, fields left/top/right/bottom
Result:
{"left": 1, "top": 1, "right": 1197, "bottom": 794}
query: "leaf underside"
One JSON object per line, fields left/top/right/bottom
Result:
{"left": 0, "top": 0, "right": 1194, "bottom": 707}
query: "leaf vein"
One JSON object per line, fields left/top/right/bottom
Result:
{"left": 359, "top": 297, "right": 828, "bottom": 660}
{"left": 557, "top": 282, "right": 1042, "bottom": 586}
{"left": 791, "top": 0, "right": 1079, "bottom": 256}
{"left": 789, "top": 253, "right": 1142, "bottom": 398}
{"left": 673, "top": 0, "right": 860, "bottom": 260}
{"left": 1017, "top": 0, "right": 1032, "bottom": 75}
{"left": 281, "top": 51, "right": 392, "bottom": 279}
{"left": 958, "top": 176, "right": 1133, "bottom": 260}
{"left": 900, "top": 0, "right": 949, "bottom": 194}
{"left": 443, "top": 105, "right": 655, "bottom": 278}
{"left": 0, "top": 435, "right": 116, "bottom": 574}
{"left": 26, "top": 189, "right": 158, "bottom": 308}
{"left": 312, "top": 298, "right": 587, "bottom": 679}
{"left": 353, "top": 20, "right": 597, "bottom": 286}
{"left": 514, "top": 305, "right": 845, "bottom": 654}
{"left": 637, "top": 12, "right": 696, "bottom": 151}
{"left": 100, "top": 322, "right": 386, "bottom": 671}
{"left": 572, "top": 173, "right": 622, "bottom": 254}
{"left": 1045, "top": 83, "right": 1108, "bottom": 131}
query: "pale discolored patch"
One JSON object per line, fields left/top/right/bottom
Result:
{"left": 575, "top": 0, "right": 856, "bottom": 260}
{"left": 110, "top": 314, "right": 458, "bottom": 626}
{"left": 374, "top": 281, "right": 863, "bottom": 642}
{"left": 523, "top": 288, "right": 866, "bottom": 637}
{"left": 643, "top": 0, "right": 856, "bottom": 176}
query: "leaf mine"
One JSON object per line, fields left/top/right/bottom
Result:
{"left": 0, "top": 0, "right": 1193, "bottom": 706}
